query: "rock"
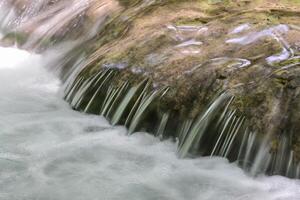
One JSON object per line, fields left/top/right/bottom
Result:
{"left": 73, "top": 0, "right": 300, "bottom": 161}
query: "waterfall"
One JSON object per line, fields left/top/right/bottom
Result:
{"left": 0, "top": 0, "right": 120, "bottom": 51}
{"left": 63, "top": 67, "right": 300, "bottom": 179}
{"left": 0, "top": 46, "right": 299, "bottom": 200}
{"left": 0, "top": 1, "right": 300, "bottom": 199}
{"left": 2, "top": 0, "right": 298, "bottom": 180}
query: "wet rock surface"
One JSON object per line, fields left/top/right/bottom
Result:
{"left": 75, "top": 0, "right": 300, "bottom": 161}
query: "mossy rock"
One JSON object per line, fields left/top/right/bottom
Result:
{"left": 63, "top": 0, "right": 300, "bottom": 162}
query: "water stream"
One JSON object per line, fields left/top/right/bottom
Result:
{"left": 1, "top": 0, "right": 300, "bottom": 199}
{"left": 0, "top": 46, "right": 299, "bottom": 200}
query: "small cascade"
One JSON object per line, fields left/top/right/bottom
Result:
{"left": 2, "top": 0, "right": 300, "bottom": 199}
{"left": 64, "top": 68, "right": 169, "bottom": 135}
{"left": 177, "top": 93, "right": 235, "bottom": 158}
{"left": 0, "top": 0, "right": 120, "bottom": 52}
{"left": 64, "top": 68, "right": 300, "bottom": 179}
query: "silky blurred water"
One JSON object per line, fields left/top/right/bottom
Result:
{"left": 0, "top": 46, "right": 299, "bottom": 200}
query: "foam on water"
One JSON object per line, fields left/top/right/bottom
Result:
{"left": 0, "top": 46, "right": 299, "bottom": 200}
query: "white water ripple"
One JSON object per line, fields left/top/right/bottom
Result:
{"left": 0, "top": 47, "right": 299, "bottom": 200}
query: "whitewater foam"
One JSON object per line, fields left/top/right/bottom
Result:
{"left": 0, "top": 46, "right": 299, "bottom": 200}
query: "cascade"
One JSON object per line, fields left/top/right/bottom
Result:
{"left": 0, "top": 1, "right": 300, "bottom": 199}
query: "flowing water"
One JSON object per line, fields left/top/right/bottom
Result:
{"left": 0, "top": 46, "right": 299, "bottom": 200}
{"left": 1, "top": 0, "right": 300, "bottom": 199}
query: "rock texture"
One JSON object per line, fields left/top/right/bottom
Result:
{"left": 76, "top": 0, "right": 300, "bottom": 160}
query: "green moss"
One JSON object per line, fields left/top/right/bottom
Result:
{"left": 2, "top": 32, "right": 28, "bottom": 46}
{"left": 266, "top": 14, "right": 281, "bottom": 25}
{"left": 234, "top": 92, "right": 266, "bottom": 112}
{"left": 117, "top": 0, "right": 141, "bottom": 7}
{"left": 274, "top": 77, "right": 289, "bottom": 86}
{"left": 272, "top": 57, "right": 300, "bottom": 68}
{"left": 174, "top": 17, "right": 208, "bottom": 26}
